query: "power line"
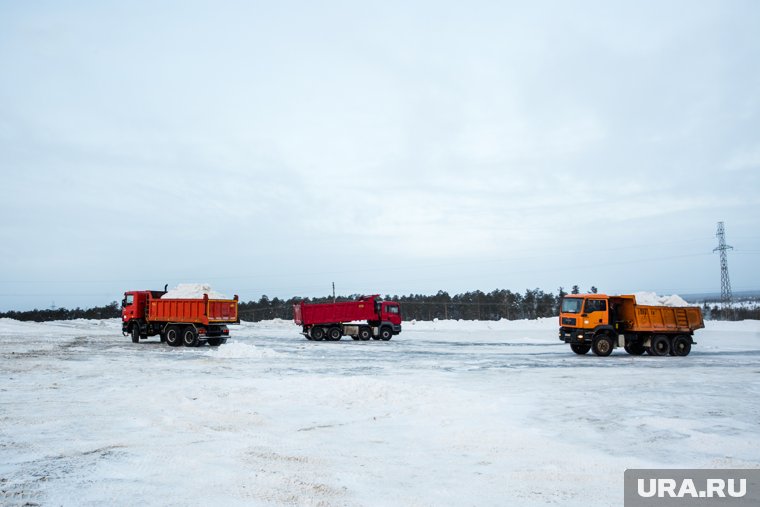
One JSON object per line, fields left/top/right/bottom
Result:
{"left": 713, "top": 221, "right": 734, "bottom": 315}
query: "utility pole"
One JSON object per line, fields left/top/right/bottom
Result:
{"left": 713, "top": 221, "right": 733, "bottom": 319}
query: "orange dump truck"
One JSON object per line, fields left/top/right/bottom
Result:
{"left": 558, "top": 294, "right": 704, "bottom": 357}
{"left": 121, "top": 289, "right": 239, "bottom": 347}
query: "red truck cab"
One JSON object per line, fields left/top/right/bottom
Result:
{"left": 121, "top": 290, "right": 166, "bottom": 323}
{"left": 379, "top": 300, "right": 402, "bottom": 327}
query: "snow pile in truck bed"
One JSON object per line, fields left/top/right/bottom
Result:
{"left": 161, "top": 283, "right": 227, "bottom": 299}
{"left": 633, "top": 291, "right": 690, "bottom": 307}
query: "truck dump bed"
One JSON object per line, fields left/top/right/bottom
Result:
{"left": 294, "top": 299, "right": 377, "bottom": 326}
{"left": 612, "top": 295, "right": 704, "bottom": 334}
{"left": 629, "top": 305, "right": 704, "bottom": 333}
{"left": 148, "top": 294, "right": 239, "bottom": 325}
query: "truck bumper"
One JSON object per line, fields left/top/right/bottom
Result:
{"left": 200, "top": 325, "right": 229, "bottom": 337}
{"left": 559, "top": 327, "right": 594, "bottom": 344}
{"left": 392, "top": 324, "right": 402, "bottom": 335}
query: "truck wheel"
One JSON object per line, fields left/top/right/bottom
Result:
{"left": 624, "top": 342, "right": 646, "bottom": 355}
{"left": 310, "top": 327, "right": 325, "bottom": 341}
{"left": 592, "top": 334, "right": 613, "bottom": 356}
{"left": 672, "top": 335, "right": 691, "bottom": 356}
{"left": 182, "top": 327, "right": 199, "bottom": 347}
{"left": 379, "top": 327, "right": 393, "bottom": 341}
{"left": 358, "top": 327, "right": 372, "bottom": 341}
{"left": 328, "top": 327, "right": 342, "bottom": 341}
{"left": 131, "top": 325, "right": 140, "bottom": 344}
{"left": 165, "top": 326, "right": 182, "bottom": 347}
{"left": 570, "top": 343, "right": 590, "bottom": 355}
{"left": 649, "top": 335, "right": 670, "bottom": 356}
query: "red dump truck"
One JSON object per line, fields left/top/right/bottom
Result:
{"left": 293, "top": 295, "right": 402, "bottom": 341}
{"left": 558, "top": 294, "right": 704, "bottom": 357}
{"left": 122, "top": 289, "right": 239, "bottom": 347}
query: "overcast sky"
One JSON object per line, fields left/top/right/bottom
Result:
{"left": 1, "top": 0, "right": 759, "bottom": 311}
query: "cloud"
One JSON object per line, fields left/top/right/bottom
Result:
{"left": 1, "top": 0, "right": 760, "bottom": 309}
{"left": 725, "top": 147, "right": 760, "bottom": 172}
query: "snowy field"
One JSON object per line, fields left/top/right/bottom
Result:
{"left": 1, "top": 318, "right": 759, "bottom": 506}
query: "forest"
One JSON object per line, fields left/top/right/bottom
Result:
{"left": 3, "top": 285, "right": 757, "bottom": 322}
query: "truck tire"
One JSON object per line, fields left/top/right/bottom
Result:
{"left": 624, "top": 342, "right": 646, "bottom": 355}
{"left": 672, "top": 335, "right": 691, "bottom": 356}
{"left": 131, "top": 325, "right": 140, "bottom": 344}
{"left": 310, "top": 327, "right": 325, "bottom": 341}
{"left": 649, "top": 335, "right": 670, "bottom": 356}
{"left": 358, "top": 327, "right": 372, "bottom": 341}
{"left": 379, "top": 327, "right": 393, "bottom": 341}
{"left": 165, "top": 326, "right": 182, "bottom": 347}
{"left": 328, "top": 327, "right": 342, "bottom": 341}
{"left": 570, "top": 343, "right": 590, "bottom": 355}
{"left": 182, "top": 327, "right": 199, "bottom": 347}
{"left": 592, "top": 334, "right": 613, "bottom": 356}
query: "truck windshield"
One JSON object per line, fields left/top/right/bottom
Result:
{"left": 123, "top": 294, "right": 134, "bottom": 307}
{"left": 561, "top": 298, "right": 582, "bottom": 314}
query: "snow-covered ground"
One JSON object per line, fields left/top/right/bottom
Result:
{"left": 1, "top": 318, "right": 759, "bottom": 506}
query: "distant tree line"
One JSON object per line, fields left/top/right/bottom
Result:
{"left": 238, "top": 285, "right": 595, "bottom": 322}
{"left": 3, "top": 288, "right": 759, "bottom": 322}
{"left": 702, "top": 303, "right": 760, "bottom": 321}
{"left": 0, "top": 302, "right": 120, "bottom": 322}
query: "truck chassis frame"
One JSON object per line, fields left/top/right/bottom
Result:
{"left": 123, "top": 319, "right": 229, "bottom": 347}
{"left": 302, "top": 322, "right": 401, "bottom": 341}
{"left": 559, "top": 326, "right": 695, "bottom": 357}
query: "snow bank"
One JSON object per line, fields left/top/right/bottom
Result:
{"left": 632, "top": 291, "right": 689, "bottom": 307}
{"left": 3, "top": 318, "right": 759, "bottom": 507}
{"left": 161, "top": 283, "right": 227, "bottom": 299}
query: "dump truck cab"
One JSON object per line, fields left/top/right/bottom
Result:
{"left": 122, "top": 291, "right": 146, "bottom": 322}
{"left": 121, "top": 290, "right": 166, "bottom": 324}
{"left": 377, "top": 300, "right": 402, "bottom": 328}
{"left": 559, "top": 294, "right": 630, "bottom": 356}
{"left": 560, "top": 294, "right": 614, "bottom": 333}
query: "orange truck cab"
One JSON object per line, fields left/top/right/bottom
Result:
{"left": 559, "top": 294, "right": 704, "bottom": 357}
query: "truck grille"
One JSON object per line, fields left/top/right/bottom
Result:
{"left": 561, "top": 317, "right": 576, "bottom": 326}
